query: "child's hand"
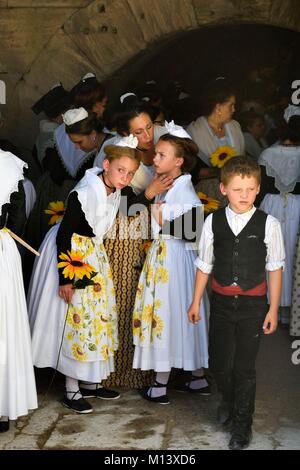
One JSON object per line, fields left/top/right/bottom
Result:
{"left": 59, "top": 283, "right": 74, "bottom": 304}
{"left": 188, "top": 301, "right": 201, "bottom": 324}
{"left": 151, "top": 174, "right": 173, "bottom": 196}
{"left": 263, "top": 310, "right": 278, "bottom": 335}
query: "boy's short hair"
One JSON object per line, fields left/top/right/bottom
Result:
{"left": 221, "top": 155, "right": 261, "bottom": 185}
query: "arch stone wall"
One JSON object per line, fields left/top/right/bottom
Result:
{"left": 0, "top": 0, "right": 300, "bottom": 149}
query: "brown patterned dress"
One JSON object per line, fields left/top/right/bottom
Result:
{"left": 103, "top": 210, "right": 154, "bottom": 388}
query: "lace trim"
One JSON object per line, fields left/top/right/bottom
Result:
{"left": 0, "top": 171, "right": 26, "bottom": 217}
{"left": 163, "top": 202, "right": 202, "bottom": 222}
{"left": 263, "top": 161, "right": 299, "bottom": 193}
{"left": 55, "top": 143, "right": 96, "bottom": 179}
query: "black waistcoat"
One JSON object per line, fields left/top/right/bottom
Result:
{"left": 212, "top": 208, "right": 267, "bottom": 290}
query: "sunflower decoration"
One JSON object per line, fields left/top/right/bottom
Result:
{"left": 197, "top": 192, "right": 220, "bottom": 213}
{"left": 58, "top": 250, "right": 98, "bottom": 288}
{"left": 210, "top": 146, "right": 237, "bottom": 168}
{"left": 140, "top": 240, "right": 152, "bottom": 255}
{"left": 151, "top": 314, "right": 164, "bottom": 340}
{"left": 44, "top": 201, "right": 65, "bottom": 225}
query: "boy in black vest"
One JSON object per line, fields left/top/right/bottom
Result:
{"left": 188, "top": 156, "right": 285, "bottom": 450}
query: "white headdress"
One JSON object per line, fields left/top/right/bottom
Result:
{"left": 115, "top": 134, "right": 138, "bottom": 148}
{"left": 284, "top": 104, "right": 300, "bottom": 123}
{"left": 81, "top": 72, "right": 96, "bottom": 82}
{"left": 178, "top": 91, "right": 189, "bottom": 100}
{"left": 50, "top": 83, "right": 61, "bottom": 91}
{"left": 164, "top": 120, "right": 191, "bottom": 139}
{"left": 120, "top": 92, "right": 136, "bottom": 104}
{"left": 62, "top": 107, "right": 88, "bottom": 126}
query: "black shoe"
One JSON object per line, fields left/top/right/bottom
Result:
{"left": 139, "top": 384, "right": 170, "bottom": 405}
{"left": 217, "top": 401, "right": 232, "bottom": 424}
{"left": 0, "top": 421, "right": 9, "bottom": 433}
{"left": 222, "top": 417, "right": 234, "bottom": 432}
{"left": 80, "top": 386, "right": 120, "bottom": 400}
{"left": 62, "top": 391, "right": 93, "bottom": 414}
{"left": 229, "top": 429, "right": 252, "bottom": 450}
{"left": 175, "top": 375, "right": 211, "bottom": 395}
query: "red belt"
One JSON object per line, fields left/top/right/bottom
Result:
{"left": 212, "top": 277, "right": 267, "bottom": 296}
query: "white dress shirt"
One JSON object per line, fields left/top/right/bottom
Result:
{"left": 195, "top": 205, "right": 285, "bottom": 274}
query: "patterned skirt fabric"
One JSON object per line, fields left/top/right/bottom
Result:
{"left": 291, "top": 231, "right": 300, "bottom": 336}
{"left": 103, "top": 211, "right": 154, "bottom": 388}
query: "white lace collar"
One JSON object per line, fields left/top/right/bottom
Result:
{"left": 259, "top": 144, "right": 300, "bottom": 193}
{"left": 152, "top": 174, "right": 202, "bottom": 237}
{"left": 71, "top": 168, "right": 121, "bottom": 238}
{"left": 54, "top": 124, "right": 94, "bottom": 178}
{"left": 0, "top": 151, "right": 27, "bottom": 216}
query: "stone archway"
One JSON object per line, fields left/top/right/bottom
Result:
{"left": 1, "top": 0, "right": 300, "bottom": 148}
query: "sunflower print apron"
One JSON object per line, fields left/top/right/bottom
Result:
{"left": 62, "top": 233, "right": 118, "bottom": 362}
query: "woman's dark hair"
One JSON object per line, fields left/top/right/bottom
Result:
{"left": 72, "top": 82, "right": 106, "bottom": 111}
{"left": 114, "top": 95, "right": 153, "bottom": 135}
{"left": 147, "top": 105, "right": 167, "bottom": 123}
{"left": 279, "top": 115, "right": 300, "bottom": 144}
{"left": 159, "top": 134, "right": 199, "bottom": 173}
{"left": 240, "top": 110, "right": 264, "bottom": 132}
{"left": 65, "top": 112, "right": 104, "bottom": 135}
{"left": 202, "top": 79, "right": 236, "bottom": 116}
{"left": 138, "top": 83, "right": 163, "bottom": 105}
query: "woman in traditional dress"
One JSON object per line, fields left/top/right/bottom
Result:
{"left": 25, "top": 74, "right": 109, "bottom": 255}
{"left": 133, "top": 122, "right": 209, "bottom": 404}
{"left": 187, "top": 79, "right": 245, "bottom": 202}
{"left": 0, "top": 149, "right": 37, "bottom": 432}
{"left": 28, "top": 131, "right": 143, "bottom": 414}
{"left": 31, "top": 83, "right": 71, "bottom": 176}
{"left": 259, "top": 109, "right": 300, "bottom": 325}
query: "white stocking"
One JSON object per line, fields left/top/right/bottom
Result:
{"left": 148, "top": 371, "right": 170, "bottom": 398}
{"left": 65, "top": 376, "right": 82, "bottom": 400}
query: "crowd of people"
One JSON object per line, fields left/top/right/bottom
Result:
{"left": 1, "top": 71, "right": 300, "bottom": 451}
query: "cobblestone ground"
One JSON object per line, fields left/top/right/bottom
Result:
{"left": 1, "top": 326, "right": 300, "bottom": 450}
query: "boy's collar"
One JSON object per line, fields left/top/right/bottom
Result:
{"left": 227, "top": 204, "right": 256, "bottom": 217}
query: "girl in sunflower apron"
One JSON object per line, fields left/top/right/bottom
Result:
{"left": 132, "top": 122, "right": 210, "bottom": 404}
{"left": 28, "top": 111, "right": 142, "bottom": 413}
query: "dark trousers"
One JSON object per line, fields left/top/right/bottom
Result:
{"left": 209, "top": 292, "right": 268, "bottom": 431}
